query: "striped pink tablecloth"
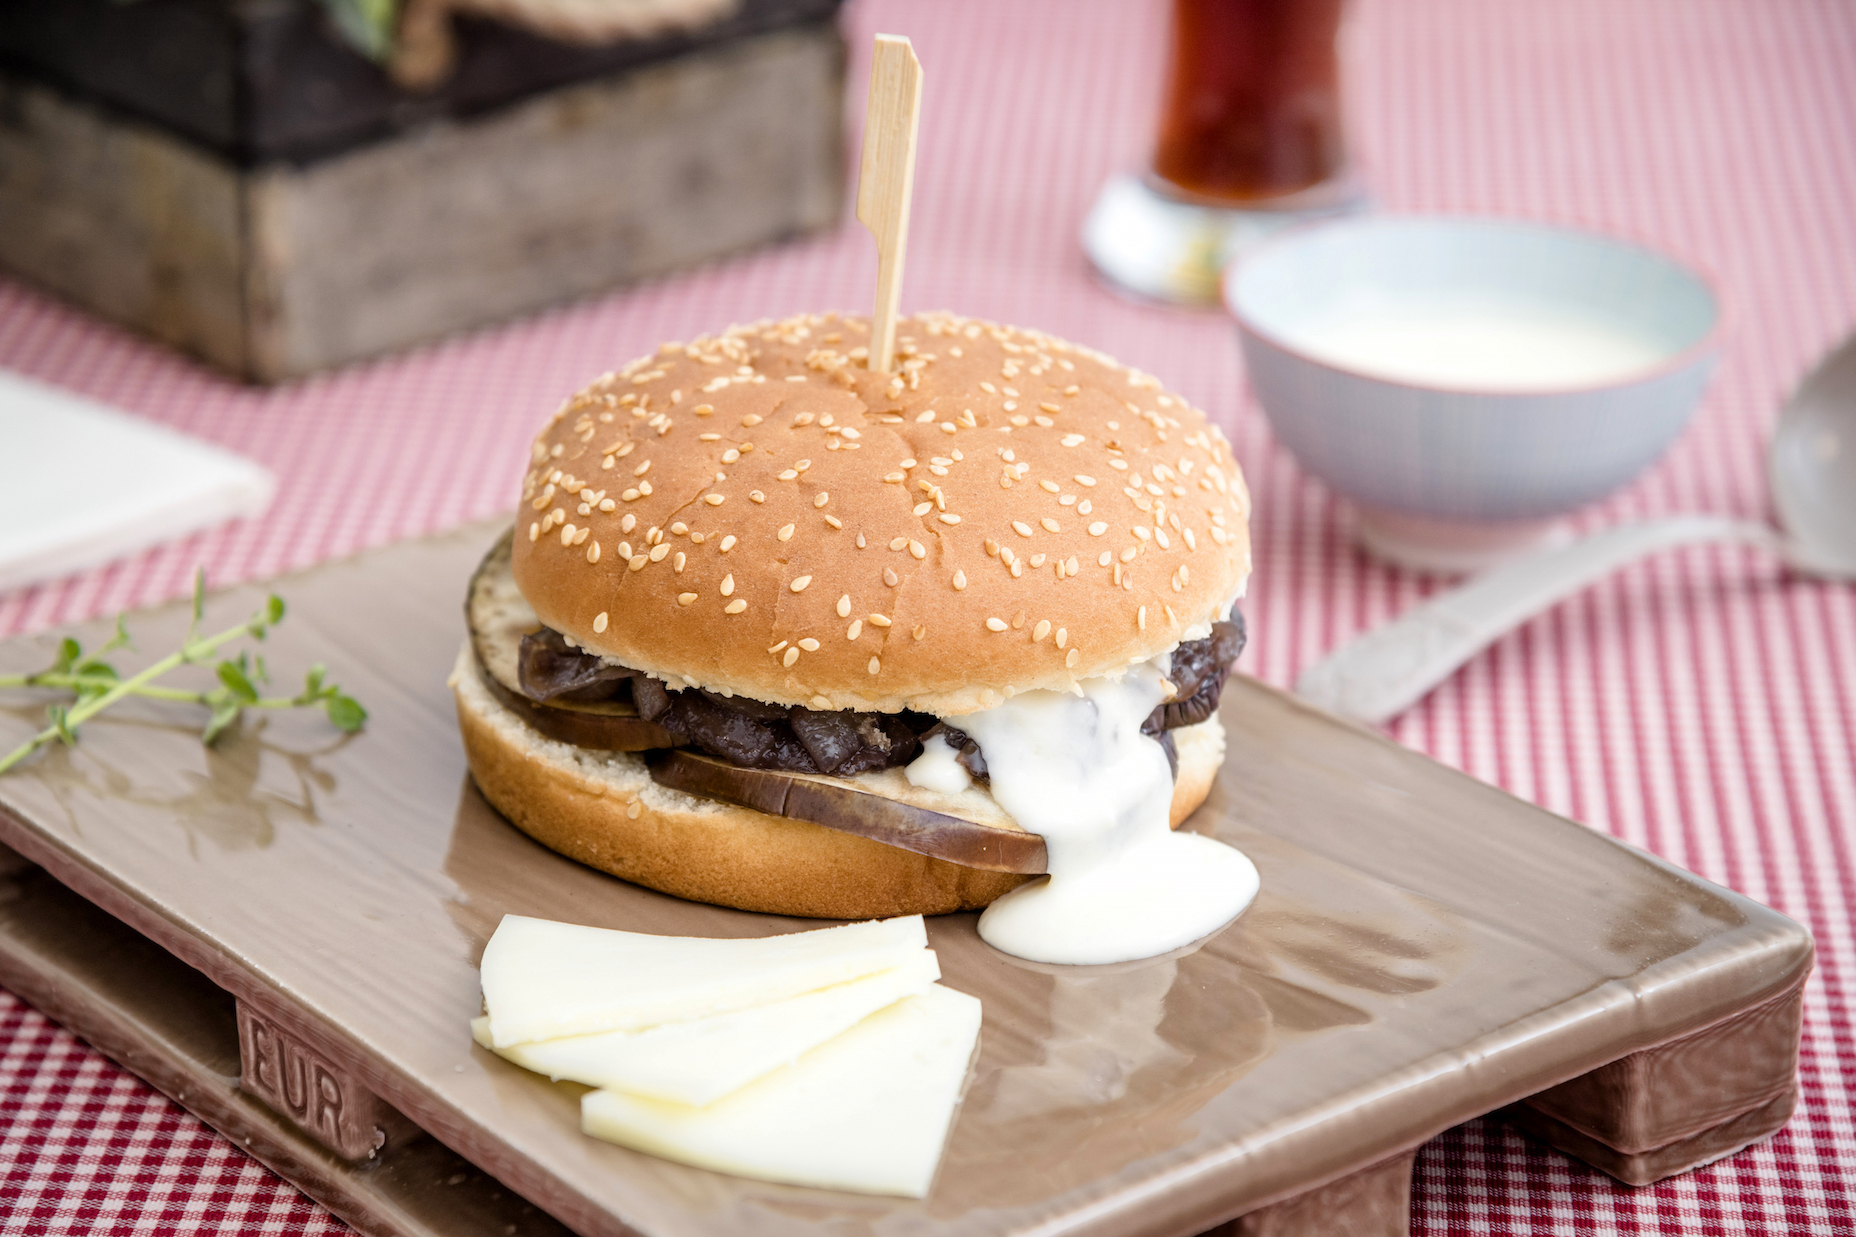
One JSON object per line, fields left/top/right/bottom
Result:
{"left": 3, "top": 0, "right": 1852, "bottom": 1232}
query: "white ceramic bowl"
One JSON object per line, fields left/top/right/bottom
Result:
{"left": 1223, "top": 216, "right": 1722, "bottom": 571}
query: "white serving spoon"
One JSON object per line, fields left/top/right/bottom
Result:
{"left": 1297, "top": 332, "right": 1856, "bottom": 725}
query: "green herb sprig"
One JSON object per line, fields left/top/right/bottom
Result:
{"left": 0, "top": 573, "right": 365, "bottom": 774}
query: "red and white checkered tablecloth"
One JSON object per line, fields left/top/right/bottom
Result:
{"left": 3, "top": 0, "right": 1853, "bottom": 1231}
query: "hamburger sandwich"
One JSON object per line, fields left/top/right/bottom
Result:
{"left": 453, "top": 310, "right": 1253, "bottom": 934}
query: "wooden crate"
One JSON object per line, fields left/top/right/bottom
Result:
{"left": 0, "top": 20, "right": 843, "bottom": 380}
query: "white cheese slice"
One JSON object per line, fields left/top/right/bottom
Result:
{"left": 471, "top": 951, "right": 940, "bottom": 1106}
{"left": 581, "top": 984, "right": 981, "bottom": 1199}
{"left": 480, "top": 915, "right": 927, "bottom": 1047}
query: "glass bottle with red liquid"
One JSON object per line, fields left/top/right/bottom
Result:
{"left": 1084, "top": 0, "right": 1361, "bottom": 303}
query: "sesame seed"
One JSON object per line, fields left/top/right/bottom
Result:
{"left": 560, "top": 523, "right": 577, "bottom": 546}
{"left": 913, "top": 624, "right": 926, "bottom": 640}
{"left": 1066, "top": 648, "right": 1080, "bottom": 668}
{"left": 939, "top": 513, "right": 961, "bottom": 525}
{"left": 867, "top": 656, "right": 881, "bottom": 675}
{"left": 677, "top": 592, "right": 698, "bottom": 606}
{"left": 593, "top": 612, "right": 609, "bottom": 633}
{"left": 673, "top": 551, "right": 686, "bottom": 572}
{"left": 1089, "top": 522, "right": 1108, "bottom": 536}
{"left": 783, "top": 647, "right": 800, "bottom": 667}
{"left": 791, "top": 576, "right": 812, "bottom": 592}
{"left": 725, "top": 599, "right": 747, "bottom": 614}
{"left": 699, "top": 433, "right": 721, "bottom": 442}
{"left": 1013, "top": 521, "right": 1033, "bottom": 537}
{"left": 634, "top": 460, "right": 652, "bottom": 476}
{"left": 1098, "top": 551, "right": 1112, "bottom": 566}
{"left": 528, "top": 523, "right": 539, "bottom": 542}
{"left": 1041, "top": 518, "right": 1061, "bottom": 532}
{"left": 1039, "top": 480, "right": 1060, "bottom": 493}
{"left": 814, "top": 493, "right": 830, "bottom": 508}
{"left": 900, "top": 458, "right": 918, "bottom": 468}
{"left": 1184, "top": 528, "right": 1198, "bottom": 550}
{"left": 721, "top": 535, "right": 737, "bottom": 552}
{"left": 869, "top": 613, "right": 892, "bottom": 627}
{"left": 908, "top": 540, "right": 926, "bottom": 559}
{"left": 619, "top": 542, "right": 633, "bottom": 559}
{"left": 1010, "top": 560, "right": 1024, "bottom": 577}
{"left": 952, "top": 570, "right": 967, "bottom": 590}
{"left": 750, "top": 491, "right": 766, "bottom": 503}
{"left": 1137, "top": 606, "right": 1147, "bottom": 631}
{"left": 630, "top": 554, "right": 648, "bottom": 572}
{"left": 1040, "top": 402, "right": 1061, "bottom": 413}
{"left": 885, "top": 472, "right": 905, "bottom": 483}
{"left": 622, "top": 489, "right": 640, "bottom": 501}
{"left": 1155, "top": 529, "right": 1171, "bottom": 549}
{"left": 1030, "top": 554, "right": 1047, "bottom": 568}
{"left": 587, "top": 541, "right": 602, "bottom": 563}
{"left": 848, "top": 619, "right": 863, "bottom": 639}
{"left": 888, "top": 537, "right": 907, "bottom": 552}
{"left": 621, "top": 513, "right": 637, "bottom": 532}
{"left": 1056, "top": 628, "right": 1068, "bottom": 648}
{"left": 1074, "top": 475, "right": 1096, "bottom": 487}
{"left": 627, "top": 800, "right": 643, "bottom": 820}
{"left": 779, "top": 470, "right": 799, "bottom": 481}
{"left": 778, "top": 524, "right": 795, "bottom": 541}
{"left": 1035, "top": 416, "right": 1054, "bottom": 428}
{"left": 798, "top": 638, "right": 820, "bottom": 652}
{"left": 649, "top": 543, "right": 670, "bottom": 562}
{"left": 599, "top": 499, "right": 617, "bottom": 512}
{"left": 883, "top": 567, "right": 899, "bottom": 586}
{"left": 1033, "top": 619, "right": 1051, "bottom": 641}
{"left": 941, "top": 423, "right": 956, "bottom": 434}
{"left": 986, "top": 617, "right": 1008, "bottom": 632}
{"left": 742, "top": 414, "right": 762, "bottom": 426}
{"left": 1061, "top": 434, "right": 1085, "bottom": 447}
{"left": 1165, "top": 605, "right": 1179, "bottom": 626}
{"left": 835, "top": 594, "right": 852, "bottom": 617}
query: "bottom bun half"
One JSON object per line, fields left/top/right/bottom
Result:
{"left": 450, "top": 643, "right": 1225, "bottom": 919}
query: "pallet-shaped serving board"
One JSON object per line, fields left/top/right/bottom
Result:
{"left": 0, "top": 523, "right": 1811, "bottom": 1237}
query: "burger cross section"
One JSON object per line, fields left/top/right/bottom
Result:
{"left": 456, "top": 310, "right": 1262, "bottom": 964}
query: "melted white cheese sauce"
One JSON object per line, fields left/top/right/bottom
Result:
{"left": 911, "top": 661, "right": 1259, "bottom": 965}
{"left": 904, "top": 733, "right": 972, "bottom": 794}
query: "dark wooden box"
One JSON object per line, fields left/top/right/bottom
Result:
{"left": 0, "top": 0, "right": 846, "bottom": 380}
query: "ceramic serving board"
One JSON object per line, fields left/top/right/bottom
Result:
{"left": 0, "top": 522, "right": 1811, "bottom": 1237}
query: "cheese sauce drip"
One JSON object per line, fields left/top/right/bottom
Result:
{"left": 913, "top": 661, "right": 1258, "bottom": 964}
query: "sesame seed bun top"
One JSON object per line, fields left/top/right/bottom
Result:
{"left": 509, "top": 311, "right": 1252, "bottom": 717}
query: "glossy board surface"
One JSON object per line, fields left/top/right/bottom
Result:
{"left": 0, "top": 523, "right": 1811, "bottom": 1237}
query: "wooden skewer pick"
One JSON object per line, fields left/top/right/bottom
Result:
{"left": 856, "top": 34, "right": 924, "bottom": 375}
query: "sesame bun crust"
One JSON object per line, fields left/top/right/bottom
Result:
{"left": 451, "top": 642, "right": 1226, "bottom": 918}
{"left": 511, "top": 312, "right": 1252, "bottom": 716}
